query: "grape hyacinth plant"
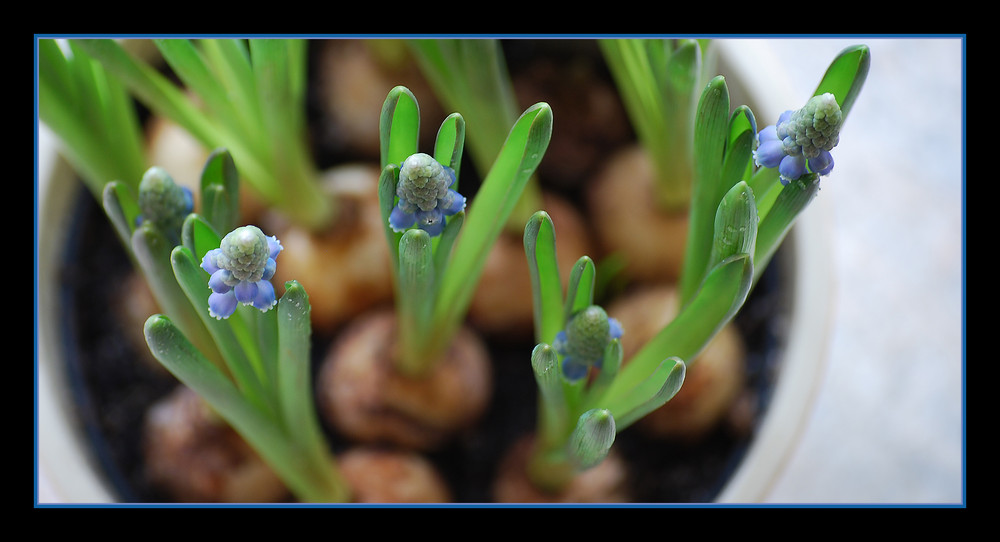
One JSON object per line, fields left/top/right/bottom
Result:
{"left": 510, "top": 44, "right": 870, "bottom": 498}
{"left": 518, "top": 210, "right": 686, "bottom": 494}
{"left": 139, "top": 158, "right": 351, "bottom": 503}
{"left": 377, "top": 85, "right": 553, "bottom": 375}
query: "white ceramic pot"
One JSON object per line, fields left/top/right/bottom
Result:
{"left": 35, "top": 39, "right": 832, "bottom": 504}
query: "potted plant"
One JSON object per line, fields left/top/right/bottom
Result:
{"left": 36, "top": 37, "right": 869, "bottom": 504}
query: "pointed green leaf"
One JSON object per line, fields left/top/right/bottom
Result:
{"left": 180, "top": 213, "right": 222, "bottom": 264}
{"left": 131, "top": 221, "right": 219, "bottom": 368}
{"left": 102, "top": 181, "right": 140, "bottom": 249}
{"left": 709, "top": 181, "right": 758, "bottom": 271}
{"left": 681, "top": 75, "right": 733, "bottom": 305}
{"left": 617, "top": 253, "right": 752, "bottom": 396}
{"left": 144, "top": 314, "right": 348, "bottom": 503}
{"left": 532, "top": 342, "right": 569, "bottom": 446}
{"left": 598, "top": 358, "right": 686, "bottom": 431}
{"left": 430, "top": 102, "right": 553, "bottom": 358}
{"left": 378, "top": 164, "right": 402, "bottom": 274}
{"left": 814, "top": 45, "right": 871, "bottom": 120}
{"left": 524, "top": 211, "right": 564, "bottom": 344}
{"left": 379, "top": 85, "right": 420, "bottom": 170}
{"left": 396, "top": 229, "right": 436, "bottom": 375}
{"left": 199, "top": 148, "right": 240, "bottom": 234}
{"left": 434, "top": 112, "right": 466, "bottom": 185}
{"left": 563, "top": 256, "right": 596, "bottom": 325}
{"left": 276, "top": 281, "right": 334, "bottom": 469}
{"left": 170, "top": 244, "right": 273, "bottom": 418}
{"left": 567, "top": 409, "right": 616, "bottom": 470}
{"left": 754, "top": 175, "right": 822, "bottom": 283}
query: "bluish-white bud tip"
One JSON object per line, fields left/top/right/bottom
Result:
{"left": 397, "top": 153, "right": 453, "bottom": 212}
{"left": 218, "top": 225, "right": 270, "bottom": 282}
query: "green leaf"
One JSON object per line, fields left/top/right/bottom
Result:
{"left": 396, "top": 229, "right": 436, "bottom": 375}
{"left": 727, "top": 105, "right": 757, "bottom": 182}
{"left": 432, "top": 210, "right": 464, "bottom": 296}
{"left": 377, "top": 164, "right": 402, "bottom": 274}
{"left": 275, "top": 281, "right": 346, "bottom": 502}
{"left": 180, "top": 213, "right": 222, "bottom": 263}
{"left": 596, "top": 358, "right": 686, "bottom": 432}
{"left": 599, "top": 38, "right": 700, "bottom": 210}
{"left": 566, "top": 409, "right": 616, "bottom": 470}
{"left": 170, "top": 244, "right": 273, "bottom": 418}
{"left": 708, "top": 181, "right": 758, "bottom": 271}
{"left": 754, "top": 175, "right": 822, "bottom": 283}
{"left": 531, "top": 343, "right": 569, "bottom": 449}
{"left": 199, "top": 39, "right": 259, "bottom": 133}
{"left": 199, "top": 148, "right": 240, "bottom": 234}
{"left": 380, "top": 85, "right": 420, "bottom": 170}
{"left": 813, "top": 45, "right": 871, "bottom": 120}
{"left": 102, "top": 181, "right": 140, "bottom": 249}
{"left": 429, "top": 102, "right": 553, "bottom": 360}
{"left": 563, "top": 256, "right": 596, "bottom": 326}
{"left": 131, "top": 221, "right": 219, "bottom": 369}
{"left": 524, "top": 211, "right": 564, "bottom": 345}
{"left": 154, "top": 39, "right": 243, "bottom": 135}
{"left": 616, "top": 253, "right": 752, "bottom": 397}
{"left": 584, "top": 338, "right": 623, "bottom": 409}
{"left": 144, "top": 314, "right": 348, "bottom": 503}
{"left": 276, "top": 281, "right": 317, "bottom": 445}
{"left": 39, "top": 39, "right": 147, "bottom": 197}
{"left": 433, "top": 112, "right": 466, "bottom": 186}
{"left": 681, "top": 75, "right": 732, "bottom": 305}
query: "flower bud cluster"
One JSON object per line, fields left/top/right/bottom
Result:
{"left": 754, "top": 92, "right": 843, "bottom": 184}
{"left": 553, "top": 305, "right": 624, "bottom": 382}
{"left": 201, "top": 225, "right": 283, "bottom": 320}
{"left": 389, "top": 153, "right": 466, "bottom": 237}
{"left": 136, "top": 167, "right": 193, "bottom": 235}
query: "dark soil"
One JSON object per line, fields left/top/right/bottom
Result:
{"left": 55, "top": 38, "right": 789, "bottom": 504}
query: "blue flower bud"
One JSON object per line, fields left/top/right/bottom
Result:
{"left": 754, "top": 93, "right": 844, "bottom": 185}
{"left": 136, "top": 166, "right": 193, "bottom": 237}
{"left": 200, "top": 225, "right": 283, "bottom": 319}
{"left": 554, "top": 305, "right": 624, "bottom": 382}
{"left": 388, "top": 153, "right": 465, "bottom": 237}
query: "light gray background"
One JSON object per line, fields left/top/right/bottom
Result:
{"left": 734, "top": 37, "right": 964, "bottom": 504}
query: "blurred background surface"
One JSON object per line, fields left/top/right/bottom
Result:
{"left": 738, "top": 37, "right": 964, "bottom": 504}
